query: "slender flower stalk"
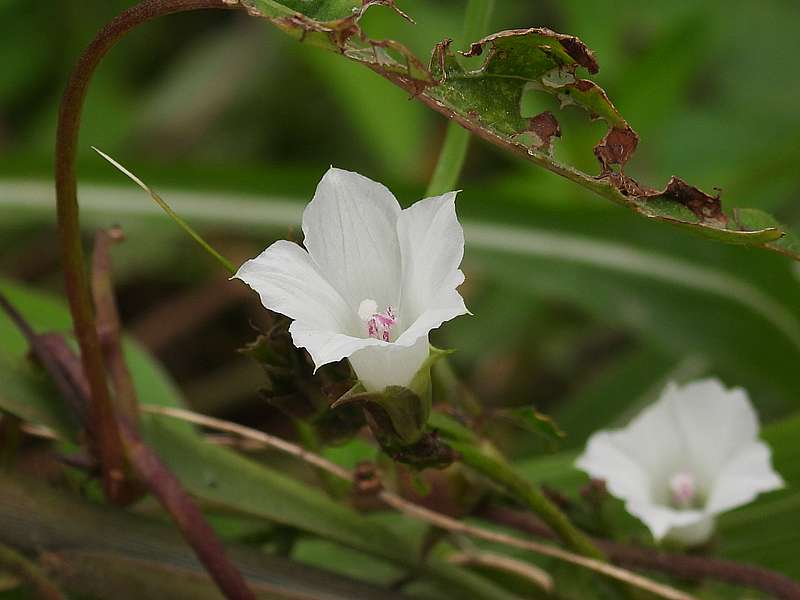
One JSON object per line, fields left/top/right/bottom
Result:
{"left": 449, "top": 439, "right": 606, "bottom": 560}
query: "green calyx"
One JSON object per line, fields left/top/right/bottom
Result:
{"left": 332, "top": 347, "right": 457, "bottom": 468}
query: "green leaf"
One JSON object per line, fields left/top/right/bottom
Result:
{"left": 142, "top": 417, "right": 414, "bottom": 561}
{"left": 0, "top": 474, "right": 409, "bottom": 600}
{"left": 143, "top": 417, "right": 521, "bottom": 599}
{"left": 240, "top": 0, "right": 800, "bottom": 260}
{"left": 734, "top": 208, "right": 800, "bottom": 260}
{"left": 0, "top": 350, "right": 77, "bottom": 440}
{"left": 0, "top": 278, "right": 191, "bottom": 435}
{"left": 496, "top": 406, "right": 565, "bottom": 445}
{"left": 93, "top": 148, "right": 236, "bottom": 274}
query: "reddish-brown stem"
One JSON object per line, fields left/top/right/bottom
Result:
{"left": 481, "top": 505, "right": 800, "bottom": 600}
{"left": 55, "top": 2, "right": 256, "bottom": 598}
{"left": 91, "top": 229, "right": 139, "bottom": 426}
{"left": 55, "top": 0, "right": 241, "bottom": 502}
{"left": 2, "top": 289, "right": 257, "bottom": 600}
{"left": 118, "top": 417, "right": 258, "bottom": 600}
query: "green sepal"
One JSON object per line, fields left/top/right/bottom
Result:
{"left": 241, "top": 318, "right": 363, "bottom": 444}
{"left": 331, "top": 347, "right": 458, "bottom": 467}
{"left": 332, "top": 345, "right": 453, "bottom": 445}
{"left": 337, "top": 385, "right": 428, "bottom": 446}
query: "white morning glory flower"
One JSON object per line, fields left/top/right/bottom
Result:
{"left": 576, "top": 378, "right": 784, "bottom": 546}
{"left": 235, "top": 167, "right": 468, "bottom": 392}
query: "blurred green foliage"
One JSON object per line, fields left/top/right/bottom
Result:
{"left": 0, "top": 0, "right": 799, "bottom": 594}
{"left": 2, "top": 0, "right": 800, "bottom": 448}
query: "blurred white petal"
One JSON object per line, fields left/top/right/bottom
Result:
{"left": 661, "top": 514, "right": 715, "bottom": 546}
{"left": 603, "top": 384, "right": 681, "bottom": 486}
{"left": 627, "top": 501, "right": 709, "bottom": 543}
{"left": 576, "top": 378, "right": 783, "bottom": 546}
{"left": 665, "top": 379, "right": 758, "bottom": 483}
{"left": 576, "top": 432, "right": 652, "bottom": 505}
{"left": 706, "top": 441, "right": 784, "bottom": 514}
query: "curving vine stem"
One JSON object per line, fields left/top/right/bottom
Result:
{"left": 55, "top": 1, "right": 255, "bottom": 599}
{"left": 56, "top": 0, "right": 243, "bottom": 507}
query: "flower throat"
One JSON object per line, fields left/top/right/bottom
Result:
{"left": 358, "top": 298, "right": 397, "bottom": 342}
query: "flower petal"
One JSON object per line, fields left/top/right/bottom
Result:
{"left": 577, "top": 419, "right": 713, "bottom": 544}
{"left": 289, "top": 321, "right": 383, "bottom": 371}
{"left": 624, "top": 500, "right": 712, "bottom": 543}
{"left": 577, "top": 377, "right": 779, "bottom": 547}
{"left": 604, "top": 387, "right": 683, "bottom": 489}
{"left": 348, "top": 335, "right": 429, "bottom": 392}
{"left": 394, "top": 191, "right": 469, "bottom": 345}
{"left": 666, "top": 378, "right": 760, "bottom": 484}
{"left": 576, "top": 431, "right": 652, "bottom": 505}
{"left": 705, "top": 441, "right": 784, "bottom": 514}
{"left": 234, "top": 240, "right": 354, "bottom": 333}
{"left": 663, "top": 516, "right": 715, "bottom": 546}
{"left": 302, "top": 167, "right": 402, "bottom": 310}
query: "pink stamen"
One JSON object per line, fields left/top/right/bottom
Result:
{"left": 669, "top": 471, "right": 697, "bottom": 509}
{"left": 373, "top": 313, "right": 395, "bottom": 328}
{"left": 365, "top": 305, "right": 396, "bottom": 342}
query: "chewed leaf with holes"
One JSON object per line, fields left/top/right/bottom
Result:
{"left": 429, "top": 29, "right": 627, "bottom": 150}
{"left": 241, "top": 0, "right": 800, "bottom": 261}
{"left": 248, "top": 0, "right": 430, "bottom": 82}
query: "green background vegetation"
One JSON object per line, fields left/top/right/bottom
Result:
{"left": 1, "top": 0, "right": 799, "bottom": 597}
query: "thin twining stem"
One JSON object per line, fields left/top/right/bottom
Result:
{"left": 447, "top": 550, "right": 553, "bottom": 593}
{"left": 141, "top": 404, "right": 694, "bottom": 600}
{"left": 55, "top": 0, "right": 242, "bottom": 503}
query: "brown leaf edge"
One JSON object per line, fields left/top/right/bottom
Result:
{"left": 241, "top": 3, "right": 790, "bottom": 254}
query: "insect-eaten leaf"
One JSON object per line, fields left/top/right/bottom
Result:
{"left": 241, "top": 0, "right": 800, "bottom": 261}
